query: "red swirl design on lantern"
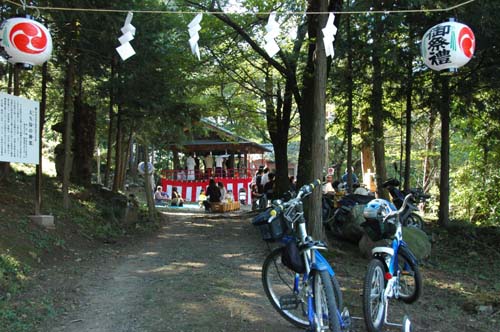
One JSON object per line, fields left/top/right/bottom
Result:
{"left": 458, "top": 26, "right": 475, "bottom": 58}
{"left": 9, "top": 22, "right": 48, "bottom": 54}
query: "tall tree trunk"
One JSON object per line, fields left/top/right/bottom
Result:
{"left": 371, "top": 6, "right": 388, "bottom": 199}
{"left": 264, "top": 67, "right": 291, "bottom": 198}
{"left": 62, "top": 60, "right": 75, "bottom": 208}
{"left": 438, "top": 74, "right": 451, "bottom": 227}
{"left": 346, "top": 14, "right": 354, "bottom": 193}
{"left": 104, "top": 57, "right": 116, "bottom": 188}
{"left": 360, "top": 110, "right": 374, "bottom": 176}
{"left": 112, "top": 107, "right": 123, "bottom": 192}
{"left": 143, "top": 145, "right": 156, "bottom": 220}
{"left": 403, "top": 57, "right": 413, "bottom": 192}
{"left": 71, "top": 69, "right": 96, "bottom": 187}
{"left": 423, "top": 77, "right": 440, "bottom": 193}
{"left": 297, "top": 0, "right": 329, "bottom": 240}
{"left": 118, "top": 129, "right": 133, "bottom": 191}
{"left": 35, "top": 62, "right": 48, "bottom": 214}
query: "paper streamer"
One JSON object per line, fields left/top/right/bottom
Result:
{"left": 263, "top": 12, "right": 281, "bottom": 57}
{"left": 188, "top": 13, "right": 203, "bottom": 60}
{"left": 322, "top": 13, "right": 338, "bottom": 58}
{"left": 116, "top": 11, "right": 136, "bottom": 61}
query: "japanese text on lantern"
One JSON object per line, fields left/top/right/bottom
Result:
{"left": 426, "top": 24, "right": 452, "bottom": 67}
{"left": 0, "top": 92, "right": 39, "bottom": 164}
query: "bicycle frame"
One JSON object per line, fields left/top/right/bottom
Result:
{"left": 369, "top": 195, "right": 419, "bottom": 329}
{"left": 277, "top": 188, "right": 349, "bottom": 331}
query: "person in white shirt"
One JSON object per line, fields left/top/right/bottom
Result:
{"left": 260, "top": 167, "right": 270, "bottom": 188}
{"left": 186, "top": 154, "right": 196, "bottom": 180}
{"left": 323, "top": 175, "right": 336, "bottom": 195}
{"left": 218, "top": 182, "right": 227, "bottom": 202}
{"left": 204, "top": 153, "right": 214, "bottom": 178}
{"left": 215, "top": 155, "right": 224, "bottom": 178}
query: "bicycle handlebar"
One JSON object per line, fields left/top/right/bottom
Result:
{"left": 383, "top": 193, "right": 414, "bottom": 222}
{"left": 268, "top": 179, "right": 321, "bottom": 223}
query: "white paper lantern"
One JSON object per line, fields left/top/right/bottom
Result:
{"left": 421, "top": 21, "right": 475, "bottom": 71}
{"left": 138, "top": 162, "right": 154, "bottom": 175}
{"left": 0, "top": 17, "right": 53, "bottom": 66}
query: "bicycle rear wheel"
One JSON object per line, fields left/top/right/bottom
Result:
{"left": 398, "top": 247, "right": 422, "bottom": 304}
{"left": 363, "top": 259, "right": 386, "bottom": 332}
{"left": 261, "top": 247, "right": 309, "bottom": 329}
{"left": 313, "top": 269, "right": 341, "bottom": 332}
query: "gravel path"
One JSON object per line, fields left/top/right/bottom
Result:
{"left": 42, "top": 211, "right": 303, "bottom": 332}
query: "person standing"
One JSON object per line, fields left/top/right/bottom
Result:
{"left": 215, "top": 155, "right": 224, "bottom": 178}
{"left": 186, "top": 154, "right": 195, "bottom": 180}
{"left": 261, "top": 167, "right": 270, "bottom": 188}
{"left": 204, "top": 153, "right": 214, "bottom": 179}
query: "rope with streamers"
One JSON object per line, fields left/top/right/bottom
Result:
{"left": 2, "top": 0, "right": 478, "bottom": 16}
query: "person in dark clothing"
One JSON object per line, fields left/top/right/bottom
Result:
{"left": 203, "top": 179, "right": 221, "bottom": 211}
{"left": 263, "top": 173, "right": 275, "bottom": 204}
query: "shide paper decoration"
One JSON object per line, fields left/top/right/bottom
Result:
{"left": 0, "top": 16, "right": 53, "bottom": 66}
{"left": 264, "top": 12, "right": 280, "bottom": 57}
{"left": 116, "top": 11, "right": 136, "bottom": 61}
{"left": 322, "top": 13, "right": 337, "bottom": 58}
{"left": 188, "top": 13, "right": 203, "bottom": 60}
{"left": 421, "top": 20, "right": 475, "bottom": 71}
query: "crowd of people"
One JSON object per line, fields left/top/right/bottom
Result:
{"left": 250, "top": 166, "right": 282, "bottom": 210}
{"left": 174, "top": 153, "right": 248, "bottom": 180}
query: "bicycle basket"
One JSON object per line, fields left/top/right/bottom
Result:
{"left": 252, "top": 209, "right": 289, "bottom": 242}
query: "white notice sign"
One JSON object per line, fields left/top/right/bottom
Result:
{"left": 0, "top": 92, "right": 40, "bottom": 164}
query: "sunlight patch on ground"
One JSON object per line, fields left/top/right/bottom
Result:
{"left": 190, "top": 223, "right": 214, "bottom": 228}
{"left": 157, "top": 233, "right": 190, "bottom": 239}
{"left": 137, "top": 261, "right": 206, "bottom": 274}
{"left": 222, "top": 253, "right": 244, "bottom": 258}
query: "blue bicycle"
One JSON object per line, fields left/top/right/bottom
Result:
{"left": 361, "top": 194, "right": 422, "bottom": 332}
{"left": 254, "top": 180, "right": 350, "bottom": 332}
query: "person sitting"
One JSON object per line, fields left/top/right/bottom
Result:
{"left": 203, "top": 179, "right": 221, "bottom": 211}
{"left": 171, "top": 187, "right": 184, "bottom": 207}
{"left": 322, "top": 175, "right": 336, "bottom": 196}
{"left": 226, "top": 190, "right": 234, "bottom": 202}
{"left": 218, "top": 182, "right": 227, "bottom": 202}
{"left": 198, "top": 189, "right": 207, "bottom": 208}
{"left": 154, "top": 186, "right": 169, "bottom": 205}
{"left": 251, "top": 183, "right": 264, "bottom": 211}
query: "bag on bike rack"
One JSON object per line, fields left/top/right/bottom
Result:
{"left": 281, "top": 240, "right": 306, "bottom": 273}
{"left": 252, "top": 209, "right": 289, "bottom": 242}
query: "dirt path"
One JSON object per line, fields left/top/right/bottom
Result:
{"left": 40, "top": 211, "right": 303, "bottom": 332}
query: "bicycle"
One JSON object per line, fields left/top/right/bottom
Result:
{"left": 362, "top": 194, "right": 422, "bottom": 332}
{"left": 253, "top": 180, "right": 350, "bottom": 332}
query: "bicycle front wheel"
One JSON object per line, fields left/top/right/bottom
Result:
{"left": 313, "top": 269, "right": 341, "bottom": 332}
{"left": 262, "top": 247, "right": 309, "bottom": 329}
{"left": 398, "top": 247, "right": 422, "bottom": 304}
{"left": 363, "top": 259, "right": 386, "bottom": 332}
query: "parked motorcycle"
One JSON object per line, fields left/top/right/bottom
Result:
{"left": 382, "top": 178, "right": 429, "bottom": 230}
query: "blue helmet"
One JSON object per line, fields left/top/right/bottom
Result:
{"left": 363, "top": 199, "right": 396, "bottom": 221}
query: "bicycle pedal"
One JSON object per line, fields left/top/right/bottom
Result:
{"left": 279, "top": 294, "right": 300, "bottom": 310}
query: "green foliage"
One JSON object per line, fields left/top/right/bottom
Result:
{"left": 0, "top": 296, "right": 57, "bottom": 332}
{"left": 0, "top": 253, "right": 29, "bottom": 295}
